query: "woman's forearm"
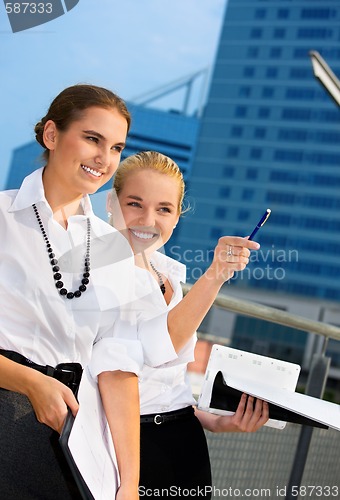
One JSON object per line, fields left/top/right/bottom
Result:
{"left": 167, "top": 236, "right": 260, "bottom": 352}
{"left": 167, "top": 271, "right": 223, "bottom": 351}
{"left": 0, "top": 355, "right": 39, "bottom": 393}
{"left": 0, "top": 355, "right": 78, "bottom": 433}
{"left": 98, "top": 371, "right": 140, "bottom": 498}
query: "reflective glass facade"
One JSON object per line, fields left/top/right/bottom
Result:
{"left": 173, "top": 0, "right": 340, "bottom": 302}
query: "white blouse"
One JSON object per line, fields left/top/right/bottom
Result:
{"left": 136, "top": 251, "right": 197, "bottom": 415}
{"left": 0, "top": 168, "right": 176, "bottom": 376}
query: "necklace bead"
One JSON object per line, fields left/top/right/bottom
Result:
{"left": 149, "top": 261, "right": 166, "bottom": 295}
{"left": 32, "top": 204, "right": 91, "bottom": 300}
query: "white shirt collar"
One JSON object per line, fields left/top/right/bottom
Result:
{"left": 8, "top": 167, "right": 93, "bottom": 218}
{"left": 151, "top": 250, "right": 186, "bottom": 284}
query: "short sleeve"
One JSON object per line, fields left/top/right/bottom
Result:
{"left": 88, "top": 337, "right": 144, "bottom": 381}
{"left": 138, "top": 311, "right": 178, "bottom": 367}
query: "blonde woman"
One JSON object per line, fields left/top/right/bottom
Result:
{"left": 108, "top": 151, "right": 269, "bottom": 498}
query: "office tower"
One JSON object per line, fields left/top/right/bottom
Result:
{"left": 173, "top": 0, "right": 340, "bottom": 369}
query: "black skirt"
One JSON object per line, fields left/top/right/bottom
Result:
{"left": 0, "top": 389, "right": 82, "bottom": 500}
{"left": 139, "top": 407, "right": 212, "bottom": 499}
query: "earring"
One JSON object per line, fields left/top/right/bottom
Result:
{"left": 107, "top": 211, "right": 112, "bottom": 219}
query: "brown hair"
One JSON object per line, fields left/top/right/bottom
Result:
{"left": 34, "top": 84, "right": 131, "bottom": 160}
{"left": 113, "top": 151, "right": 187, "bottom": 216}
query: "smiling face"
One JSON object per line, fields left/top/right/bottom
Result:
{"left": 112, "top": 169, "right": 180, "bottom": 256}
{"left": 42, "top": 106, "right": 128, "bottom": 205}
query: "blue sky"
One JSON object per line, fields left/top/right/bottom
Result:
{"left": 0, "top": 0, "right": 226, "bottom": 190}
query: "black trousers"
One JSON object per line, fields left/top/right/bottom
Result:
{"left": 139, "top": 409, "right": 212, "bottom": 499}
{"left": 0, "top": 389, "right": 82, "bottom": 500}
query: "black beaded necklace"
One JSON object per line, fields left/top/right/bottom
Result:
{"left": 32, "top": 204, "right": 91, "bottom": 300}
{"left": 149, "top": 261, "right": 166, "bottom": 295}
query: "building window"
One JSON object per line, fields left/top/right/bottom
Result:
{"left": 297, "top": 28, "right": 332, "bottom": 39}
{"left": 316, "top": 130, "right": 340, "bottom": 143}
{"left": 325, "top": 289, "right": 340, "bottom": 300}
{"left": 267, "top": 191, "right": 296, "bottom": 204}
{"left": 271, "top": 213, "right": 291, "bottom": 226}
{"left": 301, "top": 9, "right": 335, "bottom": 20}
{"left": 254, "top": 127, "right": 266, "bottom": 139}
{"left": 302, "top": 195, "right": 338, "bottom": 209}
{"left": 258, "top": 107, "right": 270, "bottom": 119}
{"left": 305, "top": 152, "right": 340, "bottom": 166}
{"left": 219, "top": 187, "right": 230, "bottom": 198}
{"left": 242, "top": 189, "right": 254, "bottom": 201}
{"left": 273, "top": 28, "right": 286, "bottom": 39}
{"left": 239, "top": 86, "right": 251, "bottom": 97}
{"left": 223, "top": 166, "right": 234, "bottom": 177}
{"left": 251, "top": 28, "right": 263, "bottom": 39}
{"left": 277, "top": 9, "right": 289, "bottom": 19}
{"left": 320, "top": 48, "right": 340, "bottom": 59}
{"left": 294, "top": 48, "right": 310, "bottom": 59}
{"left": 313, "top": 174, "right": 340, "bottom": 187}
{"left": 266, "top": 67, "right": 278, "bottom": 78}
{"left": 238, "top": 210, "right": 250, "bottom": 221}
{"left": 250, "top": 148, "right": 262, "bottom": 159}
{"left": 286, "top": 283, "right": 318, "bottom": 298}
{"left": 314, "top": 109, "right": 340, "bottom": 123}
{"left": 286, "top": 88, "right": 315, "bottom": 100}
{"left": 227, "top": 146, "right": 239, "bottom": 158}
{"left": 234, "top": 106, "right": 247, "bottom": 118}
{"left": 262, "top": 87, "right": 274, "bottom": 98}
{"left": 255, "top": 9, "right": 266, "bottom": 19}
{"left": 231, "top": 126, "right": 243, "bottom": 138}
{"left": 291, "top": 261, "right": 321, "bottom": 276}
{"left": 282, "top": 108, "right": 311, "bottom": 121}
{"left": 215, "top": 207, "right": 227, "bottom": 219}
{"left": 270, "top": 170, "right": 299, "bottom": 183}
{"left": 210, "top": 227, "right": 224, "bottom": 240}
{"left": 274, "top": 150, "right": 303, "bottom": 162}
{"left": 244, "top": 67, "right": 255, "bottom": 77}
{"left": 300, "top": 217, "right": 331, "bottom": 230}
{"left": 270, "top": 47, "right": 282, "bottom": 58}
{"left": 247, "top": 47, "right": 259, "bottom": 58}
{"left": 324, "top": 264, "right": 340, "bottom": 277}
{"left": 246, "top": 168, "right": 258, "bottom": 180}
{"left": 278, "top": 129, "right": 307, "bottom": 141}
{"left": 290, "top": 68, "right": 310, "bottom": 79}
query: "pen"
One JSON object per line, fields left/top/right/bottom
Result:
{"left": 248, "top": 209, "right": 271, "bottom": 241}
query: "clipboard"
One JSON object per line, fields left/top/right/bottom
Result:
{"left": 198, "top": 345, "right": 340, "bottom": 430}
{"left": 59, "top": 410, "right": 95, "bottom": 500}
{"left": 59, "top": 367, "right": 119, "bottom": 500}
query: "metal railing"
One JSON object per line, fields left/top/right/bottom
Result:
{"left": 182, "top": 283, "right": 340, "bottom": 341}
{"left": 182, "top": 283, "right": 340, "bottom": 499}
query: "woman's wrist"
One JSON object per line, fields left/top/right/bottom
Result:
{"left": 203, "top": 264, "right": 232, "bottom": 287}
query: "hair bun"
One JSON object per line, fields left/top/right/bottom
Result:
{"left": 34, "top": 120, "right": 46, "bottom": 148}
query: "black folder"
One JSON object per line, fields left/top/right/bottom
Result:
{"left": 210, "top": 370, "right": 328, "bottom": 429}
{"left": 59, "top": 410, "right": 95, "bottom": 500}
{"left": 58, "top": 367, "right": 119, "bottom": 499}
{"left": 198, "top": 345, "right": 340, "bottom": 430}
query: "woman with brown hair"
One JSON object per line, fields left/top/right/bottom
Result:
{"left": 0, "top": 84, "right": 141, "bottom": 500}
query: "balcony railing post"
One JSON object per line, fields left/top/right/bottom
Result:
{"left": 181, "top": 284, "right": 340, "bottom": 497}
{"left": 285, "top": 352, "right": 331, "bottom": 500}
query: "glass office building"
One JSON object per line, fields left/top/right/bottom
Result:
{"left": 174, "top": 0, "right": 340, "bottom": 298}
{"left": 172, "top": 0, "right": 340, "bottom": 373}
